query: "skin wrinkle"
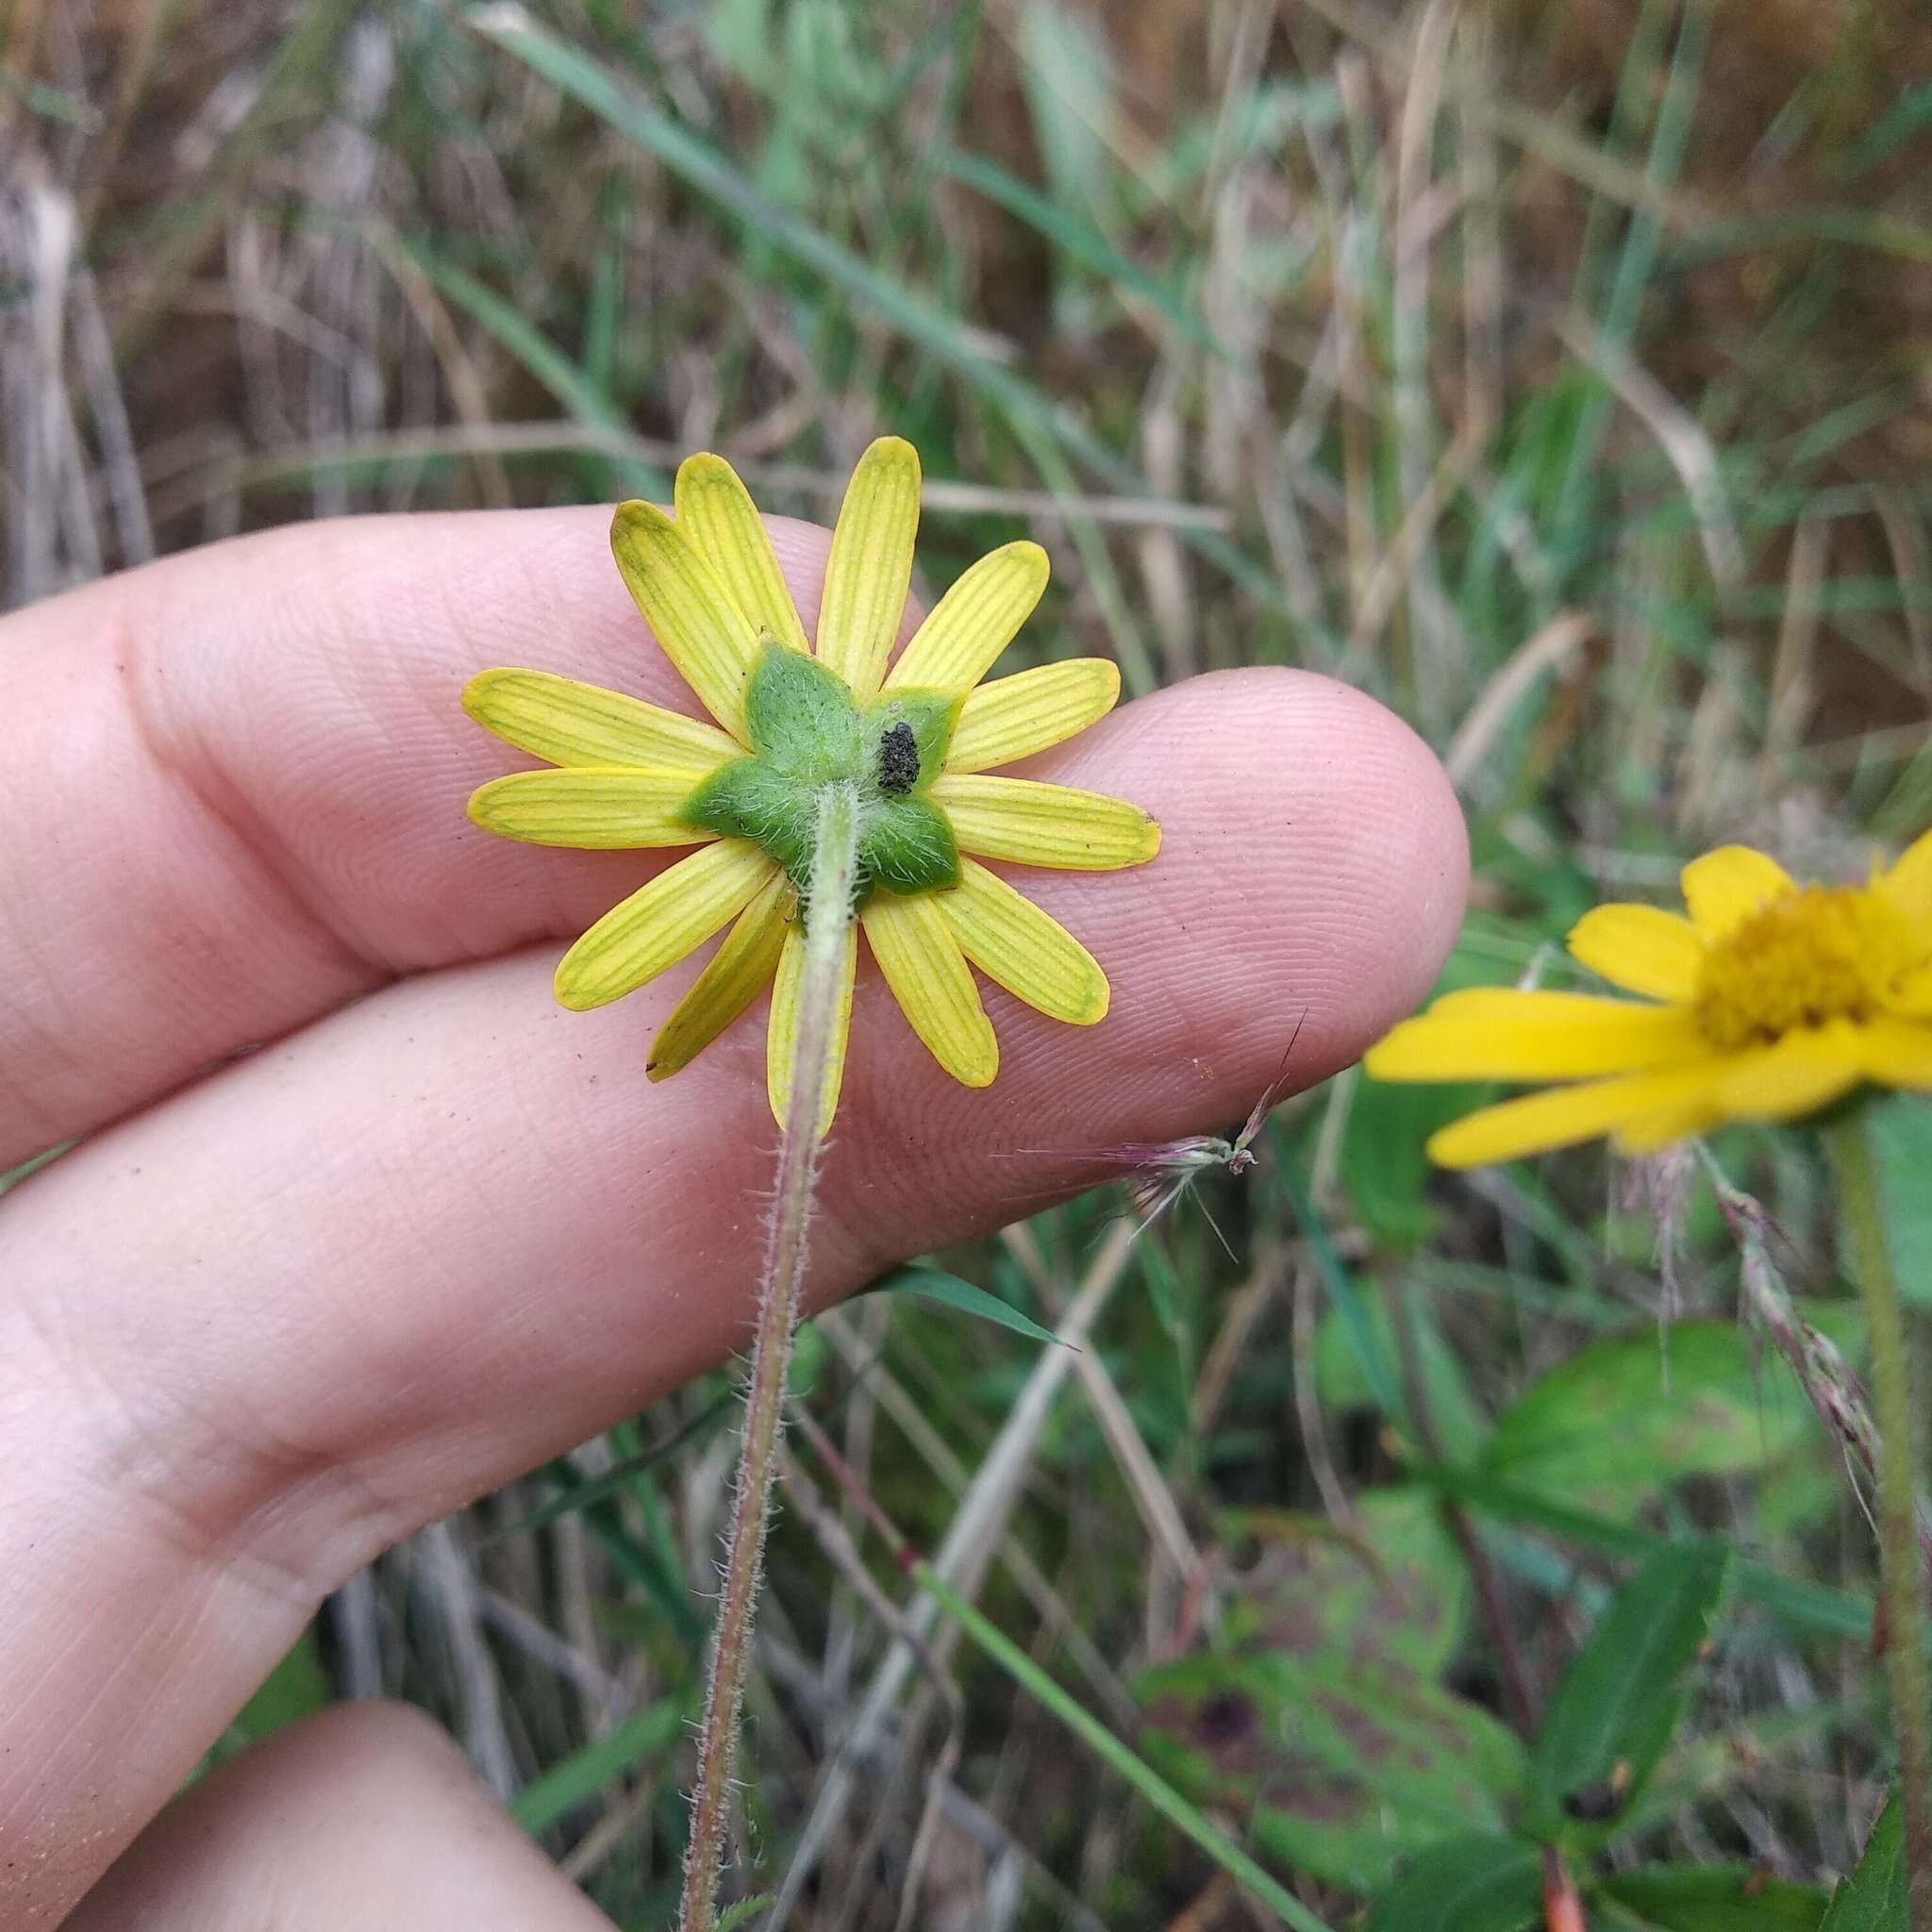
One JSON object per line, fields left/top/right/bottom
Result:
{"left": 0, "top": 512, "right": 1465, "bottom": 1924}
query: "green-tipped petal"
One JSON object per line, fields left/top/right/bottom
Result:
{"left": 610, "top": 501, "right": 764, "bottom": 743}
{"left": 931, "top": 774, "right": 1160, "bottom": 871}
{"left": 674, "top": 453, "right": 809, "bottom": 654}
{"left": 462, "top": 668, "right": 740, "bottom": 774}
{"left": 554, "top": 840, "right": 774, "bottom": 1010}
{"left": 886, "top": 540, "right": 1048, "bottom": 694}
{"left": 862, "top": 889, "right": 997, "bottom": 1086}
{"left": 648, "top": 869, "right": 791, "bottom": 1080}
{"left": 940, "top": 859, "right": 1108, "bottom": 1024}
{"left": 944, "top": 658, "right": 1120, "bottom": 774}
{"left": 815, "top": 437, "right": 920, "bottom": 700}
{"left": 467, "top": 767, "right": 711, "bottom": 849}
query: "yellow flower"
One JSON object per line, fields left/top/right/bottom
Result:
{"left": 462, "top": 438, "right": 1160, "bottom": 1132}
{"left": 1364, "top": 837, "right": 1932, "bottom": 1168}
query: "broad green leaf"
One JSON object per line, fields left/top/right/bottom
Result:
{"left": 1599, "top": 1863, "right": 1828, "bottom": 1929}
{"left": 1866, "top": 1094, "right": 1932, "bottom": 1309}
{"left": 1485, "top": 1317, "right": 1858, "bottom": 1519}
{"left": 512, "top": 1694, "right": 691, "bottom": 1834}
{"left": 1530, "top": 1543, "right": 1729, "bottom": 1840}
{"left": 1138, "top": 1650, "right": 1524, "bottom": 1893}
{"left": 1364, "top": 1835, "right": 1543, "bottom": 1932}
{"left": 1821, "top": 1792, "right": 1906, "bottom": 1932}
{"left": 1219, "top": 1489, "right": 1470, "bottom": 1677}
{"left": 869, "top": 1266, "right": 1061, "bottom": 1346}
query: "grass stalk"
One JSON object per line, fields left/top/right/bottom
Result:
{"left": 1827, "top": 1110, "right": 1932, "bottom": 1930}
{"left": 678, "top": 782, "right": 860, "bottom": 1932}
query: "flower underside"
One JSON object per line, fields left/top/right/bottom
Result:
{"left": 682, "top": 641, "right": 963, "bottom": 906}
{"left": 458, "top": 438, "right": 1160, "bottom": 1130}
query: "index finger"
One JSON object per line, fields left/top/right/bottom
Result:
{"left": 0, "top": 508, "right": 877, "bottom": 1169}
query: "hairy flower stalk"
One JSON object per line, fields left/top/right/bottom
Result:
{"left": 457, "top": 441, "right": 1158, "bottom": 1922}
{"left": 1827, "top": 1112, "right": 1932, "bottom": 1930}
{"left": 680, "top": 783, "right": 859, "bottom": 1932}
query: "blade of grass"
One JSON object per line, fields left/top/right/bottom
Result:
{"left": 511, "top": 1690, "right": 691, "bottom": 1834}
{"left": 464, "top": 8, "right": 1300, "bottom": 630}
{"left": 913, "top": 1557, "right": 1331, "bottom": 1930}
{"left": 934, "top": 143, "right": 1226, "bottom": 359}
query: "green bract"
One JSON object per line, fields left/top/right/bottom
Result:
{"left": 682, "top": 641, "right": 962, "bottom": 905}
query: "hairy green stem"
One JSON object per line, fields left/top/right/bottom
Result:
{"left": 678, "top": 782, "right": 859, "bottom": 1932}
{"left": 1828, "top": 1110, "right": 1932, "bottom": 1930}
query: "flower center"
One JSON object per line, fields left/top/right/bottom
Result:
{"left": 680, "top": 641, "right": 963, "bottom": 905}
{"left": 1693, "top": 885, "right": 1908, "bottom": 1051}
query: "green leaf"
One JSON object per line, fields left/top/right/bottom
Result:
{"left": 1363, "top": 1835, "right": 1543, "bottom": 1932}
{"left": 1218, "top": 1489, "right": 1471, "bottom": 1677}
{"left": 869, "top": 1266, "right": 1062, "bottom": 1346}
{"left": 933, "top": 143, "right": 1225, "bottom": 359}
{"left": 714, "top": 1894, "right": 775, "bottom": 1931}
{"left": 1821, "top": 1792, "right": 1906, "bottom": 1932}
{"left": 1865, "top": 1094, "right": 1932, "bottom": 1309}
{"left": 1138, "top": 1649, "right": 1525, "bottom": 1893}
{"left": 1599, "top": 1864, "right": 1828, "bottom": 1929}
{"left": 1485, "top": 1317, "right": 1858, "bottom": 1519}
{"left": 1529, "top": 1542, "right": 1729, "bottom": 1840}
{"left": 511, "top": 1694, "right": 691, "bottom": 1834}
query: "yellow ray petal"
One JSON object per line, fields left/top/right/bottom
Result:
{"left": 1565, "top": 904, "right": 1705, "bottom": 1003}
{"left": 1426, "top": 1062, "right": 1725, "bottom": 1168}
{"left": 1364, "top": 989, "right": 1706, "bottom": 1083}
{"left": 862, "top": 890, "right": 998, "bottom": 1086}
{"left": 673, "top": 453, "right": 809, "bottom": 654}
{"left": 1714, "top": 1023, "right": 1867, "bottom": 1123}
{"left": 815, "top": 437, "right": 921, "bottom": 700}
{"left": 944, "top": 658, "right": 1122, "bottom": 774}
{"left": 931, "top": 774, "right": 1160, "bottom": 871}
{"left": 939, "top": 859, "right": 1108, "bottom": 1024}
{"left": 609, "top": 501, "right": 764, "bottom": 742}
{"left": 461, "top": 668, "right": 741, "bottom": 774}
{"left": 766, "top": 917, "right": 858, "bottom": 1135}
{"left": 1890, "top": 965, "right": 1932, "bottom": 1018}
{"left": 1612, "top": 1097, "right": 1728, "bottom": 1155}
{"left": 555, "top": 841, "right": 774, "bottom": 1011}
{"left": 1679, "top": 844, "right": 1794, "bottom": 940}
{"left": 467, "top": 767, "right": 709, "bottom": 849}
{"left": 1863, "top": 1014, "right": 1932, "bottom": 1088}
{"left": 885, "top": 540, "right": 1049, "bottom": 693}
{"left": 648, "top": 870, "right": 791, "bottom": 1082}
{"left": 1881, "top": 825, "right": 1932, "bottom": 901}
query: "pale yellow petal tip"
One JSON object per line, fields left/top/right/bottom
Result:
{"left": 1422, "top": 1124, "right": 1485, "bottom": 1169}
{"left": 1072, "top": 974, "right": 1110, "bottom": 1025}
{"left": 674, "top": 450, "right": 741, "bottom": 491}
{"left": 552, "top": 967, "right": 602, "bottom": 1013}
{"left": 460, "top": 667, "right": 501, "bottom": 719}
{"left": 859, "top": 433, "right": 922, "bottom": 480}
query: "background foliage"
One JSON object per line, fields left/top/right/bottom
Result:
{"left": 5, "top": 0, "right": 1930, "bottom": 1925}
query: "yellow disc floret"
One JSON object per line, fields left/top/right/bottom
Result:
{"left": 1693, "top": 886, "right": 1912, "bottom": 1052}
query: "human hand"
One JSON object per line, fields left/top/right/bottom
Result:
{"left": 0, "top": 508, "right": 1466, "bottom": 1926}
